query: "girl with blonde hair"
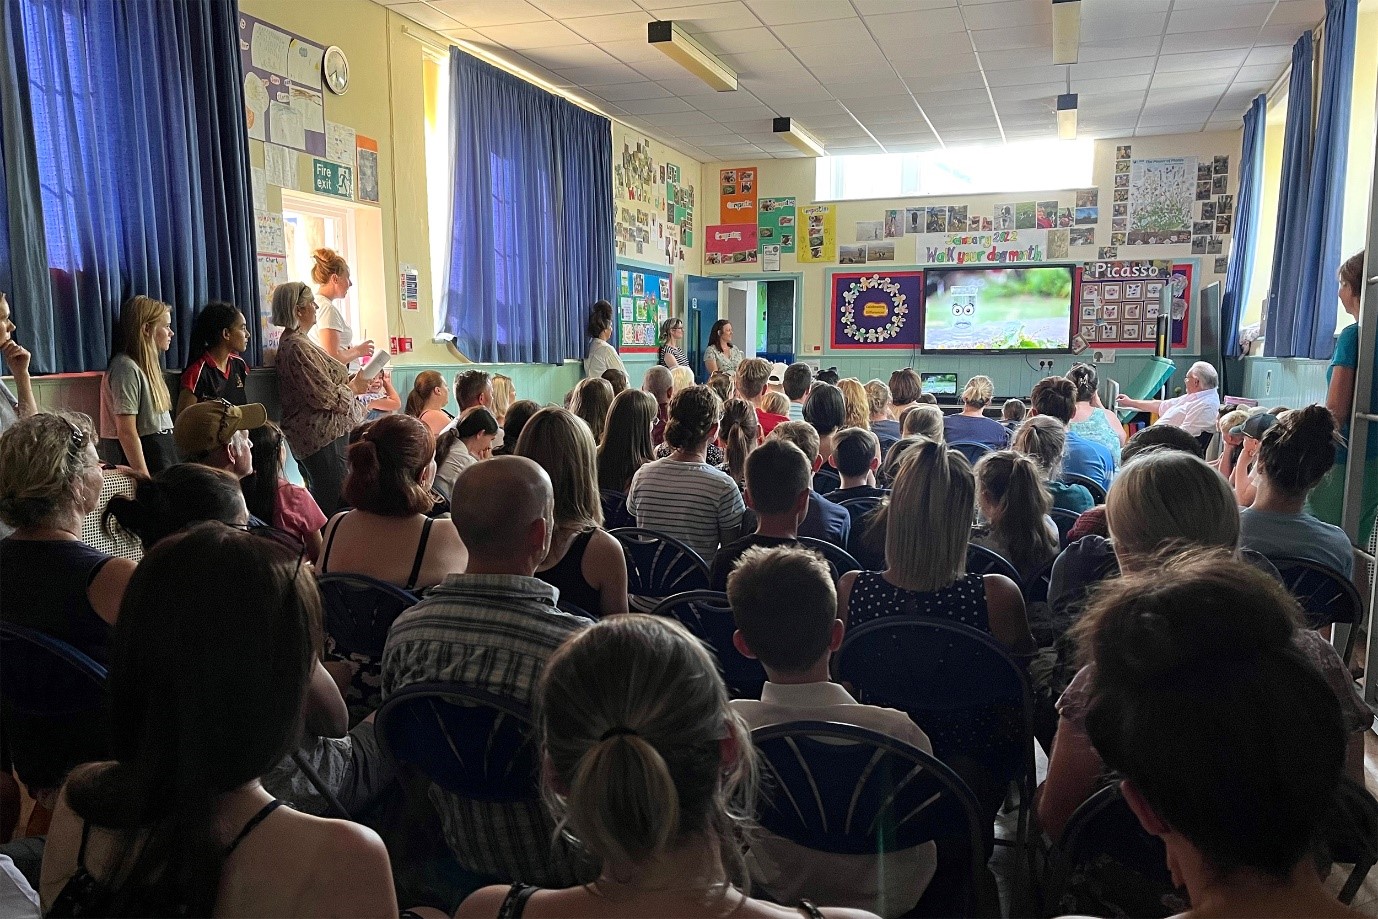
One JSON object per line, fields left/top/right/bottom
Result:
{"left": 100, "top": 296, "right": 176, "bottom": 476}
{"left": 973, "top": 450, "right": 1058, "bottom": 581}
{"left": 717, "top": 398, "right": 762, "bottom": 487}
{"left": 941, "top": 374, "right": 1008, "bottom": 450}
{"left": 762, "top": 391, "right": 790, "bottom": 417}
{"left": 899, "top": 404, "right": 944, "bottom": 442}
{"left": 570, "top": 377, "right": 614, "bottom": 444}
{"left": 836, "top": 378, "right": 870, "bottom": 431}
{"left": 310, "top": 248, "right": 374, "bottom": 369}
{"left": 490, "top": 374, "right": 516, "bottom": 424}
{"left": 597, "top": 389, "right": 657, "bottom": 493}
{"left": 404, "top": 370, "right": 452, "bottom": 436}
{"left": 669, "top": 364, "right": 695, "bottom": 394}
{"left": 1013, "top": 415, "right": 1094, "bottom": 514}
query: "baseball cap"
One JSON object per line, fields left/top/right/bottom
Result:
{"left": 175, "top": 399, "right": 268, "bottom": 457}
{"left": 768, "top": 361, "right": 788, "bottom": 384}
{"left": 1230, "top": 412, "right": 1278, "bottom": 441}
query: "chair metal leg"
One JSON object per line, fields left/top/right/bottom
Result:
{"left": 1339, "top": 858, "right": 1374, "bottom": 905}
{"left": 291, "top": 749, "right": 351, "bottom": 820}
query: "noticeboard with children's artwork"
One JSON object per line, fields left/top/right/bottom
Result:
{"left": 1074, "top": 260, "right": 1193, "bottom": 350}
{"left": 616, "top": 262, "right": 672, "bottom": 354}
{"left": 828, "top": 270, "right": 923, "bottom": 350}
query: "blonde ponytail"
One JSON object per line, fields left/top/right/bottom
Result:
{"left": 567, "top": 732, "right": 679, "bottom": 868}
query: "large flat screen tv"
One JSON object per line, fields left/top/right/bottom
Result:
{"left": 920, "top": 265, "right": 1077, "bottom": 353}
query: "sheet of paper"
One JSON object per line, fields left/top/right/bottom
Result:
{"left": 250, "top": 22, "right": 290, "bottom": 77}
{"left": 288, "top": 85, "right": 324, "bottom": 134}
{"left": 255, "top": 211, "right": 286, "bottom": 256}
{"left": 250, "top": 166, "right": 267, "bottom": 210}
{"left": 243, "top": 73, "right": 269, "bottom": 141}
{"left": 268, "top": 103, "right": 305, "bottom": 150}
{"left": 263, "top": 144, "right": 297, "bottom": 188}
{"left": 287, "top": 39, "right": 323, "bottom": 91}
{"left": 325, "top": 122, "right": 356, "bottom": 166}
{"left": 359, "top": 349, "right": 391, "bottom": 380}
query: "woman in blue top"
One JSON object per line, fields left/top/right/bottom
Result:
{"left": 1311, "top": 252, "right": 1378, "bottom": 545}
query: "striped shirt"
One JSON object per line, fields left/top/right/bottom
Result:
{"left": 382, "top": 573, "right": 592, "bottom": 886}
{"left": 626, "top": 457, "right": 745, "bottom": 564}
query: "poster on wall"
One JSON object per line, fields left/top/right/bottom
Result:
{"left": 829, "top": 271, "right": 923, "bottom": 350}
{"left": 798, "top": 205, "right": 836, "bottom": 263}
{"left": 616, "top": 262, "right": 672, "bottom": 354}
{"left": 256, "top": 254, "right": 289, "bottom": 357}
{"left": 1126, "top": 156, "right": 1196, "bottom": 245}
{"left": 614, "top": 138, "right": 692, "bottom": 267}
{"left": 913, "top": 229, "right": 1049, "bottom": 265}
{"left": 356, "top": 135, "right": 380, "bottom": 204}
{"left": 758, "top": 196, "right": 796, "bottom": 253}
{"left": 1075, "top": 260, "right": 1193, "bottom": 349}
{"left": 705, "top": 224, "right": 759, "bottom": 265}
{"left": 719, "top": 167, "right": 758, "bottom": 223}
{"left": 238, "top": 13, "right": 327, "bottom": 157}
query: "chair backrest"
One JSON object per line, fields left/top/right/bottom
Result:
{"left": 1049, "top": 507, "right": 1082, "bottom": 548}
{"left": 0, "top": 623, "right": 107, "bottom": 717}
{"left": 608, "top": 527, "right": 710, "bottom": 598}
{"left": 1024, "top": 558, "right": 1055, "bottom": 605}
{"left": 752, "top": 720, "right": 988, "bottom": 916}
{"left": 651, "top": 590, "right": 765, "bottom": 699}
{"left": 1269, "top": 556, "right": 1364, "bottom": 661}
{"left": 317, "top": 572, "right": 419, "bottom": 661}
{"left": 798, "top": 536, "right": 863, "bottom": 579}
{"left": 375, "top": 682, "right": 539, "bottom": 803}
{"left": 1044, "top": 783, "right": 1177, "bottom": 914}
{"left": 834, "top": 618, "right": 1032, "bottom": 784}
{"left": 599, "top": 489, "right": 636, "bottom": 530}
{"left": 966, "top": 543, "right": 1022, "bottom": 587}
{"left": 1061, "top": 473, "right": 1107, "bottom": 505}
{"left": 837, "top": 495, "right": 884, "bottom": 517}
{"left": 948, "top": 441, "right": 992, "bottom": 464}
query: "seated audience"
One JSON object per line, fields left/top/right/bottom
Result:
{"left": 1079, "top": 556, "right": 1365, "bottom": 919}
{"left": 916, "top": 392, "right": 938, "bottom": 405}
{"left": 826, "top": 427, "right": 887, "bottom": 541}
{"left": 730, "top": 546, "right": 935, "bottom": 917}
{"left": 889, "top": 368, "right": 921, "bottom": 415}
{"left": 40, "top": 523, "right": 396, "bottom": 917}
{"left": 103, "top": 464, "right": 250, "bottom": 549}
{"left": 1001, "top": 398, "right": 1026, "bottom": 434}
{"left": 803, "top": 382, "right": 846, "bottom": 493}
{"left": 596, "top": 389, "right": 657, "bottom": 493}
{"left": 817, "top": 367, "right": 840, "bottom": 386}
{"left": 1230, "top": 411, "right": 1277, "bottom": 508}
{"left": 176, "top": 300, "right": 249, "bottom": 415}
{"left": 738, "top": 358, "right": 789, "bottom": 436}
{"left": 642, "top": 365, "right": 672, "bottom": 447}
{"left": 570, "top": 376, "right": 614, "bottom": 444}
{"left": 669, "top": 364, "right": 696, "bottom": 395}
{"left": 761, "top": 390, "right": 791, "bottom": 417}
{"left": 494, "top": 399, "right": 539, "bottom": 457}
{"left": 865, "top": 379, "right": 900, "bottom": 456}
{"left": 243, "top": 421, "right": 326, "bottom": 562}
{"left": 319, "top": 414, "right": 467, "bottom": 592}
{"left": 783, "top": 362, "right": 812, "bottom": 420}
{"left": 456, "top": 613, "right": 874, "bottom": 919}
{"left": 1013, "top": 415, "right": 1094, "bottom": 513}
{"left": 359, "top": 370, "right": 401, "bottom": 422}
{"left": 173, "top": 398, "right": 266, "bottom": 481}
{"left": 838, "top": 378, "right": 871, "bottom": 431}
{"left": 454, "top": 369, "right": 495, "bottom": 414}
{"left": 491, "top": 374, "right": 516, "bottom": 424}
{"left": 1030, "top": 376, "right": 1116, "bottom": 490}
{"left": 973, "top": 450, "right": 1058, "bottom": 583}
{"left": 1065, "top": 363, "right": 1125, "bottom": 457}
{"left": 770, "top": 422, "right": 851, "bottom": 549}
{"left": 767, "top": 361, "right": 789, "bottom": 394}
{"left": 517, "top": 408, "right": 629, "bottom": 618}
{"left": 405, "top": 370, "right": 452, "bottom": 436}
{"left": 707, "top": 370, "right": 734, "bottom": 404}
{"left": 434, "top": 406, "right": 499, "bottom": 503}
{"left": 600, "top": 367, "right": 628, "bottom": 395}
{"left": 1210, "top": 407, "right": 1249, "bottom": 477}
{"left": 710, "top": 440, "right": 810, "bottom": 591}
{"left": 384, "top": 457, "right": 593, "bottom": 888}
{"left": 838, "top": 439, "right": 1032, "bottom": 654}
{"left": 900, "top": 403, "right": 944, "bottom": 442}
{"left": 79, "top": 462, "right": 142, "bottom": 562}
{"left": 627, "top": 385, "right": 744, "bottom": 565}
{"left": 1066, "top": 423, "right": 1204, "bottom": 542}
{"left": 943, "top": 375, "right": 1008, "bottom": 450}
{"left": 1240, "top": 405, "right": 1354, "bottom": 578}
{"left": 1116, "top": 359, "right": 1222, "bottom": 438}
{"left": 718, "top": 398, "right": 762, "bottom": 487}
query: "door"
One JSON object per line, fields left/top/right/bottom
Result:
{"left": 686, "top": 275, "right": 720, "bottom": 381}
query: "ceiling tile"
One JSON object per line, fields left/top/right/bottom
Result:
{"left": 629, "top": 55, "right": 714, "bottom": 80}
{"left": 690, "top": 91, "right": 779, "bottom": 112}
{"left": 695, "top": 27, "right": 784, "bottom": 54}
{"left": 913, "top": 88, "right": 995, "bottom": 109}
{"left": 474, "top": 20, "right": 587, "bottom": 49}
{"left": 588, "top": 82, "right": 675, "bottom": 102}
{"left": 719, "top": 48, "right": 801, "bottom": 75}
{"left": 1155, "top": 49, "right": 1250, "bottom": 72}
{"left": 390, "top": 3, "right": 463, "bottom": 30}
{"left": 429, "top": 0, "right": 550, "bottom": 27}
{"left": 1152, "top": 66, "right": 1243, "bottom": 90}
{"left": 528, "top": 0, "right": 642, "bottom": 14}
{"left": 984, "top": 64, "right": 1063, "bottom": 87}
{"left": 770, "top": 17, "right": 873, "bottom": 47}
{"left": 1167, "top": 3, "right": 1272, "bottom": 33}
{"left": 563, "top": 11, "right": 654, "bottom": 42}
{"left": 1079, "top": 39, "right": 1159, "bottom": 63}
{"left": 1081, "top": 13, "right": 1167, "bottom": 42}
{"left": 961, "top": 0, "right": 1051, "bottom": 29}
{"left": 743, "top": 0, "right": 855, "bottom": 25}
{"left": 520, "top": 44, "right": 619, "bottom": 69}
{"left": 1071, "top": 57, "right": 1157, "bottom": 80}
{"left": 1242, "top": 45, "right": 1294, "bottom": 67}
{"left": 851, "top": 0, "right": 958, "bottom": 11}
{"left": 978, "top": 48, "right": 1055, "bottom": 70}
{"left": 641, "top": 1, "right": 763, "bottom": 32}
{"left": 1159, "top": 28, "right": 1265, "bottom": 55}
{"left": 1255, "top": 22, "right": 1313, "bottom": 45}
{"left": 552, "top": 61, "right": 645, "bottom": 84}
{"left": 863, "top": 7, "right": 967, "bottom": 37}
{"left": 1267, "top": 0, "right": 1325, "bottom": 25}
{"left": 989, "top": 81, "right": 1064, "bottom": 102}
{"left": 971, "top": 24, "right": 1052, "bottom": 52}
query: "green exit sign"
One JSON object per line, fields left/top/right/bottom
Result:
{"left": 312, "top": 158, "right": 354, "bottom": 200}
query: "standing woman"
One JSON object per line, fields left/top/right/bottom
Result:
{"left": 272, "top": 282, "right": 368, "bottom": 517}
{"left": 703, "top": 318, "right": 744, "bottom": 377}
{"left": 177, "top": 301, "right": 250, "bottom": 416}
{"left": 100, "top": 296, "right": 176, "bottom": 477}
{"left": 1314, "top": 252, "right": 1378, "bottom": 546}
{"left": 310, "top": 248, "right": 374, "bottom": 371}
{"left": 584, "top": 300, "right": 624, "bottom": 380}
{"left": 404, "top": 370, "right": 452, "bottom": 436}
{"left": 0, "top": 292, "right": 36, "bottom": 430}
{"left": 657, "top": 317, "right": 687, "bottom": 369}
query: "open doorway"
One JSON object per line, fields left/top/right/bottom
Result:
{"left": 686, "top": 275, "right": 799, "bottom": 377}
{"left": 280, "top": 190, "right": 386, "bottom": 353}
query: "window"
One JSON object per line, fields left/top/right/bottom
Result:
{"left": 423, "top": 50, "right": 450, "bottom": 336}
{"left": 816, "top": 139, "right": 1095, "bottom": 201}
{"left": 1340, "top": 5, "right": 1378, "bottom": 305}
{"left": 1243, "top": 89, "right": 1290, "bottom": 332}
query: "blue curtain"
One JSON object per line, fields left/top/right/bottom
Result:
{"left": 1222, "top": 94, "right": 1266, "bottom": 357}
{"left": 1265, "top": 0, "right": 1358, "bottom": 359}
{"left": 3, "top": 0, "right": 259, "bottom": 374}
{"left": 440, "top": 49, "right": 613, "bottom": 365}
{"left": 1263, "top": 32, "right": 1315, "bottom": 358}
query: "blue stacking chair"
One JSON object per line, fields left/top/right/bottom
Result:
{"left": 599, "top": 489, "right": 636, "bottom": 530}
{"left": 608, "top": 527, "right": 710, "bottom": 600}
{"left": 798, "top": 536, "right": 863, "bottom": 580}
{"left": 1269, "top": 556, "right": 1364, "bottom": 662}
{"left": 317, "top": 573, "right": 419, "bottom": 724}
{"left": 1049, "top": 508, "right": 1083, "bottom": 548}
{"left": 752, "top": 721, "right": 993, "bottom": 918}
{"left": 966, "top": 543, "right": 1022, "bottom": 589}
{"left": 948, "top": 441, "right": 993, "bottom": 465}
{"left": 1060, "top": 473, "right": 1107, "bottom": 505}
{"left": 652, "top": 590, "right": 765, "bottom": 699}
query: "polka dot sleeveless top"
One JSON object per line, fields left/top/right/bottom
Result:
{"left": 846, "top": 571, "right": 990, "bottom": 634}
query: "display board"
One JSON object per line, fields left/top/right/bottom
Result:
{"left": 616, "top": 262, "right": 672, "bottom": 354}
{"left": 238, "top": 13, "right": 326, "bottom": 156}
{"left": 828, "top": 270, "right": 922, "bottom": 350}
{"left": 1074, "top": 260, "right": 1194, "bottom": 350}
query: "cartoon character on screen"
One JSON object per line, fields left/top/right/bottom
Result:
{"left": 950, "top": 285, "right": 979, "bottom": 330}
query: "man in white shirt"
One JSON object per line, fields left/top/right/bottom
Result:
{"left": 1116, "top": 360, "right": 1221, "bottom": 437}
{"left": 728, "top": 545, "right": 936, "bottom": 919}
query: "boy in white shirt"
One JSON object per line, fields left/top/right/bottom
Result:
{"left": 728, "top": 545, "right": 937, "bottom": 918}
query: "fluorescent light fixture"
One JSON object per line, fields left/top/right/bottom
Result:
{"left": 773, "top": 116, "right": 826, "bottom": 157}
{"left": 648, "top": 21, "right": 737, "bottom": 92}
{"left": 1052, "top": 0, "right": 1081, "bottom": 64}
{"left": 1056, "top": 92, "right": 1078, "bottom": 140}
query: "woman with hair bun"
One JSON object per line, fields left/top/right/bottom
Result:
{"left": 942, "top": 375, "right": 1008, "bottom": 450}
{"left": 405, "top": 370, "right": 452, "bottom": 436}
{"left": 310, "top": 248, "right": 374, "bottom": 370}
{"left": 455, "top": 614, "right": 874, "bottom": 919}
{"left": 584, "top": 300, "right": 624, "bottom": 380}
{"left": 1241, "top": 405, "right": 1354, "bottom": 578}
{"left": 102, "top": 464, "right": 249, "bottom": 550}
{"left": 319, "top": 413, "right": 467, "bottom": 591}
{"left": 1065, "top": 362, "right": 1125, "bottom": 457}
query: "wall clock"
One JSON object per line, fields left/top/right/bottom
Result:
{"left": 323, "top": 45, "right": 349, "bottom": 95}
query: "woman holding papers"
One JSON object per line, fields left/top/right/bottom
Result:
{"left": 310, "top": 248, "right": 374, "bottom": 371}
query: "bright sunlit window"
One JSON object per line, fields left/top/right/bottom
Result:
{"left": 423, "top": 50, "right": 451, "bottom": 337}
{"left": 816, "top": 139, "right": 1095, "bottom": 201}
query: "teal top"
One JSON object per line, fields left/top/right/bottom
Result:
{"left": 1329, "top": 323, "right": 1378, "bottom": 461}
{"left": 1068, "top": 409, "right": 1122, "bottom": 462}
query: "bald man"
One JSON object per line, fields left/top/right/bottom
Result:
{"left": 381, "top": 456, "right": 591, "bottom": 887}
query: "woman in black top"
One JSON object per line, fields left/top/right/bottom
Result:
{"left": 176, "top": 300, "right": 250, "bottom": 417}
